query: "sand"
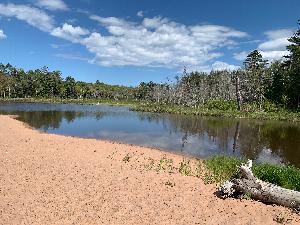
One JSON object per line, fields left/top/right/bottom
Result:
{"left": 0, "top": 115, "right": 299, "bottom": 225}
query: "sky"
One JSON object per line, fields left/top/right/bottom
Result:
{"left": 0, "top": 0, "right": 299, "bottom": 86}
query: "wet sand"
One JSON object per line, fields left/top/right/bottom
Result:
{"left": 0, "top": 115, "right": 299, "bottom": 225}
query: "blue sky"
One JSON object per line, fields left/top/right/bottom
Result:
{"left": 0, "top": 0, "right": 299, "bottom": 86}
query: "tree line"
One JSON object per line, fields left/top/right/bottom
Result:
{"left": 1, "top": 21, "right": 299, "bottom": 111}
{"left": 0, "top": 65, "right": 135, "bottom": 100}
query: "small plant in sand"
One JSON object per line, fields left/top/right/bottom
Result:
{"left": 179, "top": 158, "right": 192, "bottom": 176}
{"left": 195, "top": 160, "right": 204, "bottom": 178}
{"left": 273, "top": 212, "right": 293, "bottom": 224}
{"left": 165, "top": 180, "right": 175, "bottom": 187}
{"left": 156, "top": 156, "right": 174, "bottom": 173}
{"left": 144, "top": 157, "right": 155, "bottom": 171}
{"left": 107, "top": 151, "right": 117, "bottom": 159}
{"left": 122, "top": 153, "right": 132, "bottom": 163}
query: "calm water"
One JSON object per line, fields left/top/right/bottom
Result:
{"left": 0, "top": 102, "right": 300, "bottom": 167}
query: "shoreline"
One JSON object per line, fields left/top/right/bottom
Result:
{"left": 11, "top": 114, "right": 200, "bottom": 161}
{"left": 0, "top": 115, "right": 299, "bottom": 224}
{"left": 1, "top": 98, "right": 300, "bottom": 122}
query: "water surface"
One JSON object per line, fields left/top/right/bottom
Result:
{"left": 1, "top": 102, "right": 299, "bottom": 167}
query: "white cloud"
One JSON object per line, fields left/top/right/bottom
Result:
{"left": 35, "top": 0, "right": 68, "bottom": 11}
{"left": 260, "top": 50, "right": 289, "bottom": 61}
{"left": 137, "top": 11, "right": 144, "bottom": 18}
{"left": 0, "top": 3, "right": 54, "bottom": 32}
{"left": 212, "top": 61, "right": 239, "bottom": 71}
{"left": 55, "top": 53, "right": 90, "bottom": 61}
{"left": 51, "top": 23, "right": 89, "bottom": 43}
{"left": 233, "top": 29, "right": 293, "bottom": 62}
{"left": 84, "top": 15, "right": 247, "bottom": 68}
{"left": 258, "top": 28, "right": 293, "bottom": 61}
{"left": 0, "top": 30, "right": 6, "bottom": 39}
{"left": 233, "top": 51, "right": 248, "bottom": 61}
{"left": 0, "top": 4, "right": 247, "bottom": 70}
{"left": 258, "top": 29, "right": 293, "bottom": 50}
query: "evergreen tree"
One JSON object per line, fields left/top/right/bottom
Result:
{"left": 243, "top": 50, "right": 268, "bottom": 110}
{"left": 285, "top": 20, "right": 300, "bottom": 109}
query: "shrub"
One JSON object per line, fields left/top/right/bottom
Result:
{"left": 263, "top": 100, "right": 278, "bottom": 112}
{"left": 204, "top": 99, "right": 237, "bottom": 111}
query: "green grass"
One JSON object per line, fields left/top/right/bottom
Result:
{"left": 204, "top": 155, "right": 300, "bottom": 192}
{"left": 0, "top": 97, "right": 140, "bottom": 107}
{"left": 131, "top": 103, "right": 300, "bottom": 122}
{"left": 178, "top": 158, "right": 192, "bottom": 176}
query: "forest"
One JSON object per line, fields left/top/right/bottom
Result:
{"left": 1, "top": 22, "right": 299, "bottom": 113}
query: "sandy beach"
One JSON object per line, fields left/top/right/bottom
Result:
{"left": 0, "top": 115, "right": 299, "bottom": 225}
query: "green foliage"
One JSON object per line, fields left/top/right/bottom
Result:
{"left": 203, "top": 155, "right": 244, "bottom": 183}
{"left": 205, "top": 99, "right": 237, "bottom": 111}
{"left": 132, "top": 103, "right": 300, "bottom": 122}
{"left": 204, "top": 156, "right": 300, "bottom": 192}
{"left": 179, "top": 158, "right": 192, "bottom": 176}
{"left": 156, "top": 156, "right": 174, "bottom": 173}
{"left": 122, "top": 153, "right": 132, "bottom": 163}
{"left": 252, "top": 163, "right": 300, "bottom": 192}
{"left": 262, "top": 100, "right": 279, "bottom": 112}
{"left": 0, "top": 63, "right": 135, "bottom": 100}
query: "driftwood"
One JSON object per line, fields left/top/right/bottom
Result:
{"left": 219, "top": 160, "right": 300, "bottom": 210}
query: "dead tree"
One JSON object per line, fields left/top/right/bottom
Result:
{"left": 219, "top": 160, "right": 300, "bottom": 209}
{"left": 235, "top": 75, "right": 242, "bottom": 111}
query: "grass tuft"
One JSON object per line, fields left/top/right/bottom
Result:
{"left": 179, "top": 158, "right": 192, "bottom": 176}
{"left": 122, "top": 153, "right": 132, "bottom": 163}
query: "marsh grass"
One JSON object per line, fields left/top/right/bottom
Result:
{"left": 132, "top": 103, "right": 300, "bottom": 122}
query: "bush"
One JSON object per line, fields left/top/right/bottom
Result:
{"left": 253, "top": 163, "right": 300, "bottom": 192}
{"left": 204, "top": 99, "right": 237, "bottom": 111}
{"left": 263, "top": 100, "right": 279, "bottom": 112}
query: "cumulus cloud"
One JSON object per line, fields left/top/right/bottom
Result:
{"left": 51, "top": 23, "right": 89, "bottom": 43}
{"left": 260, "top": 50, "right": 289, "bottom": 61}
{"left": 258, "top": 29, "right": 293, "bottom": 50}
{"left": 234, "top": 29, "right": 293, "bottom": 62}
{"left": 258, "top": 29, "right": 293, "bottom": 61}
{"left": 84, "top": 15, "right": 247, "bottom": 68}
{"left": 233, "top": 51, "right": 248, "bottom": 61}
{"left": 35, "top": 0, "right": 68, "bottom": 11}
{"left": 0, "top": 4, "right": 247, "bottom": 70}
{"left": 0, "top": 30, "right": 6, "bottom": 39}
{"left": 0, "top": 3, "right": 54, "bottom": 32}
{"left": 212, "top": 61, "right": 239, "bottom": 71}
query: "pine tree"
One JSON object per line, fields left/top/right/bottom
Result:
{"left": 285, "top": 20, "right": 300, "bottom": 109}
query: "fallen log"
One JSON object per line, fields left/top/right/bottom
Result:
{"left": 219, "top": 160, "right": 300, "bottom": 210}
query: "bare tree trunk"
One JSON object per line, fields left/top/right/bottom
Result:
{"left": 235, "top": 76, "right": 242, "bottom": 111}
{"left": 233, "top": 121, "right": 240, "bottom": 153}
{"left": 220, "top": 160, "right": 300, "bottom": 209}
